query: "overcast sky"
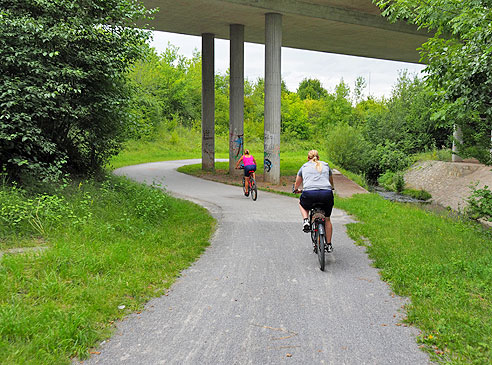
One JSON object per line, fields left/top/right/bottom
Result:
{"left": 150, "top": 30, "right": 426, "bottom": 99}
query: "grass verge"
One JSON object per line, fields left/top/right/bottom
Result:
{"left": 0, "top": 175, "right": 215, "bottom": 363}
{"left": 336, "top": 194, "right": 492, "bottom": 363}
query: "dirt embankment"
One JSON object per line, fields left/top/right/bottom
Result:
{"left": 404, "top": 161, "right": 492, "bottom": 211}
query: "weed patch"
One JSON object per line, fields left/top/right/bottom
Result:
{"left": 0, "top": 176, "right": 215, "bottom": 363}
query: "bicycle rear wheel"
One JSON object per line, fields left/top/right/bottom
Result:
{"left": 317, "top": 223, "right": 325, "bottom": 271}
{"left": 250, "top": 179, "right": 257, "bottom": 201}
{"left": 310, "top": 220, "right": 316, "bottom": 247}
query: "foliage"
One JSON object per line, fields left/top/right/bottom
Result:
{"left": 0, "top": 175, "right": 215, "bottom": 363}
{"left": 326, "top": 123, "right": 368, "bottom": 174}
{"left": 0, "top": 0, "right": 152, "bottom": 181}
{"left": 376, "top": 171, "right": 430, "bottom": 197}
{"left": 244, "top": 78, "right": 265, "bottom": 139}
{"left": 365, "top": 142, "right": 412, "bottom": 182}
{"left": 402, "top": 188, "right": 432, "bottom": 201}
{"left": 297, "top": 78, "right": 328, "bottom": 100}
{"left": 394, "top": 171, "right": 405, "bottom": 193}
{"left": 412, "top": 148, "right": 452, "bottom": 163}
{"left": 318, "top": 81, "right": 354, "bottom": 129}
{"left": 352, "top": 76, "right": 367, "bottom": 105}
{"left": 374, "top": 0, "right": 492, "bottom": 164}
{"left": 110, "top": 124, "right": 226, "bottom": 169}
{"left": 363, "top": 72, "right": 451, "bottom": 154}
{"left": 127, "top": 45, "right": 202, "bottom": 139}
{"left": 281, "top": 93, "right": 311, "bottom": 139}
{"left": 215, "top": 72, "right": 230, "bottom": 134}
{"left": 378, "top": 171, "right": 406, "bottom": 193}
{"left": 466, "top": 184, "right": 492, "bottom": 222}
{"left": 0, "top": 184, "right": 91, "bottom": 237}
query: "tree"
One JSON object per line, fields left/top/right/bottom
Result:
{"left": 374, "top": 0, "right": 492, "bottom": 163}
{"left": 281, "top": 93, "right": 311, "bottom": 139}
{"left": 0, "top": 0, "right": 152, "bottom": 181}
{"left": 297, "top": 78, "right": 328, "bottom": 100}
{"left": 353, "top": 76, "right": 367, "bottom": 105}
{"left": 317, "top": 80, "right": 353, "bottom": 128}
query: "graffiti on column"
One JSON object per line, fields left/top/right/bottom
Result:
{"left": 232, "top": 134, "right": 244, "bottom": 158}
{"left": 264, "top": 130, "right": 278, "bottom": 173}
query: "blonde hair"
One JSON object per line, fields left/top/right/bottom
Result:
{"left": 244, "top": 149, "right": 250, "bottom": 155}
{"left": 308, "top": 150, "right": 322, "bottom": 172}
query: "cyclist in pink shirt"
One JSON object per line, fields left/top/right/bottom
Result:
{"left": 235, "top": 149, "right": 257, "bottom": 196}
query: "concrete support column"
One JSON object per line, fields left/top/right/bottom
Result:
{"left": 229, "top": 24, "right": 245, "bottom": 176}
{"left": 264, "top": 13, "right": 282, "bottom": 184}
{"left": 202, "top": 33, "right": 215, "bottom": 171}
{"left": 452, "top": 124, "right": 463, "bottom": 162}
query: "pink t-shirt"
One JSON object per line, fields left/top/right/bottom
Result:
{"left": 243, "top": 155, "right": 255, "bottom": 166}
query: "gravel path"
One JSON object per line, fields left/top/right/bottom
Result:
{"left": 83, "top": 159, "right": 430, "bottom": 365}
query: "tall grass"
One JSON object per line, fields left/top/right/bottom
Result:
{"left": 0, "top": 176, "right": 215, "bottom": 363}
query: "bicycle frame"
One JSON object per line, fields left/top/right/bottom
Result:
{"left": 292, "top": 185, "right": 329, "bottom": 271}
{"left": 241, "top": 169, "right": 258, "bottom": 201}
{"left": 310, "top": 207, "right": 326, "bottom": 271}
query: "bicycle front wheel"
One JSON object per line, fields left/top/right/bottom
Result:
{"left": 250, "top": 179, "right": 257, "bottom": 201}
{"left": 317, "top": 223, "right": 325, "bottom": 271}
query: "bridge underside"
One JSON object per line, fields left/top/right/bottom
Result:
{"left": 144, "top": 0, "right": 428, "bottom": 63}
{"left": 142, "top": 0, "right": 430, "bottom": 182}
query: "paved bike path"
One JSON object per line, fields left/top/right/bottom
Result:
{"left": 86, "top": 160, "right": 430, "bottom": 364}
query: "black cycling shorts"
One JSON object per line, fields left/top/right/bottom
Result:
{"left": 300, "top": 189, "right": 334, "bottom": 217}
{"left": 244, "top": 165, "right": 256, "bottom": 176}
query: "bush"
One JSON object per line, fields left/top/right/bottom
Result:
{"left": 377, "top": 171, "right": 406, "bottom": 193}
{"left": 0, "top": 0, "right": 151, "bottom": 181}
{"left": 466, "top": 184, "right": 492, "bottom": 221}
{"left": 365, "top": 142, "right": 412, "bottom": 182}
{"left": 394, "top": 172, "right": 405, "bottom": 193}
{"left": 402, "top": 188, "right": 432, "bottom": 201}
{"left": 326, "top": 123, "right": 368, "bottom": 174}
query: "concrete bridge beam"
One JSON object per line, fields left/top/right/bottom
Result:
{"left": 264, "top": 13, "right": 282, "bottom": 184}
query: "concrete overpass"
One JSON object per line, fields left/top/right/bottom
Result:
{"left": 142, "top": 0, "right": 430, "bottom": 183}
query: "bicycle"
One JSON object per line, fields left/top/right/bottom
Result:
{"left": 238, "top": 166, "right": 257, "bottom": 201}
{"left": 293, "top": 186, "right": 332, "bottom": 271}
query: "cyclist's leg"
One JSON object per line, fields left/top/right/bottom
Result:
{"left": 325, "top": 218, "right": 332, "bottom": 243}
{"left": 244, "top": 176, "right": 250, "bottom": 193}
{"left": 299, "top": 191, "right": 312, "bottom": 232}
{"left": 298, "top": 203, "right": 309, "bottom": 219}
{"left": 322, "top": 190, "right": 334, "bottom": 245}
